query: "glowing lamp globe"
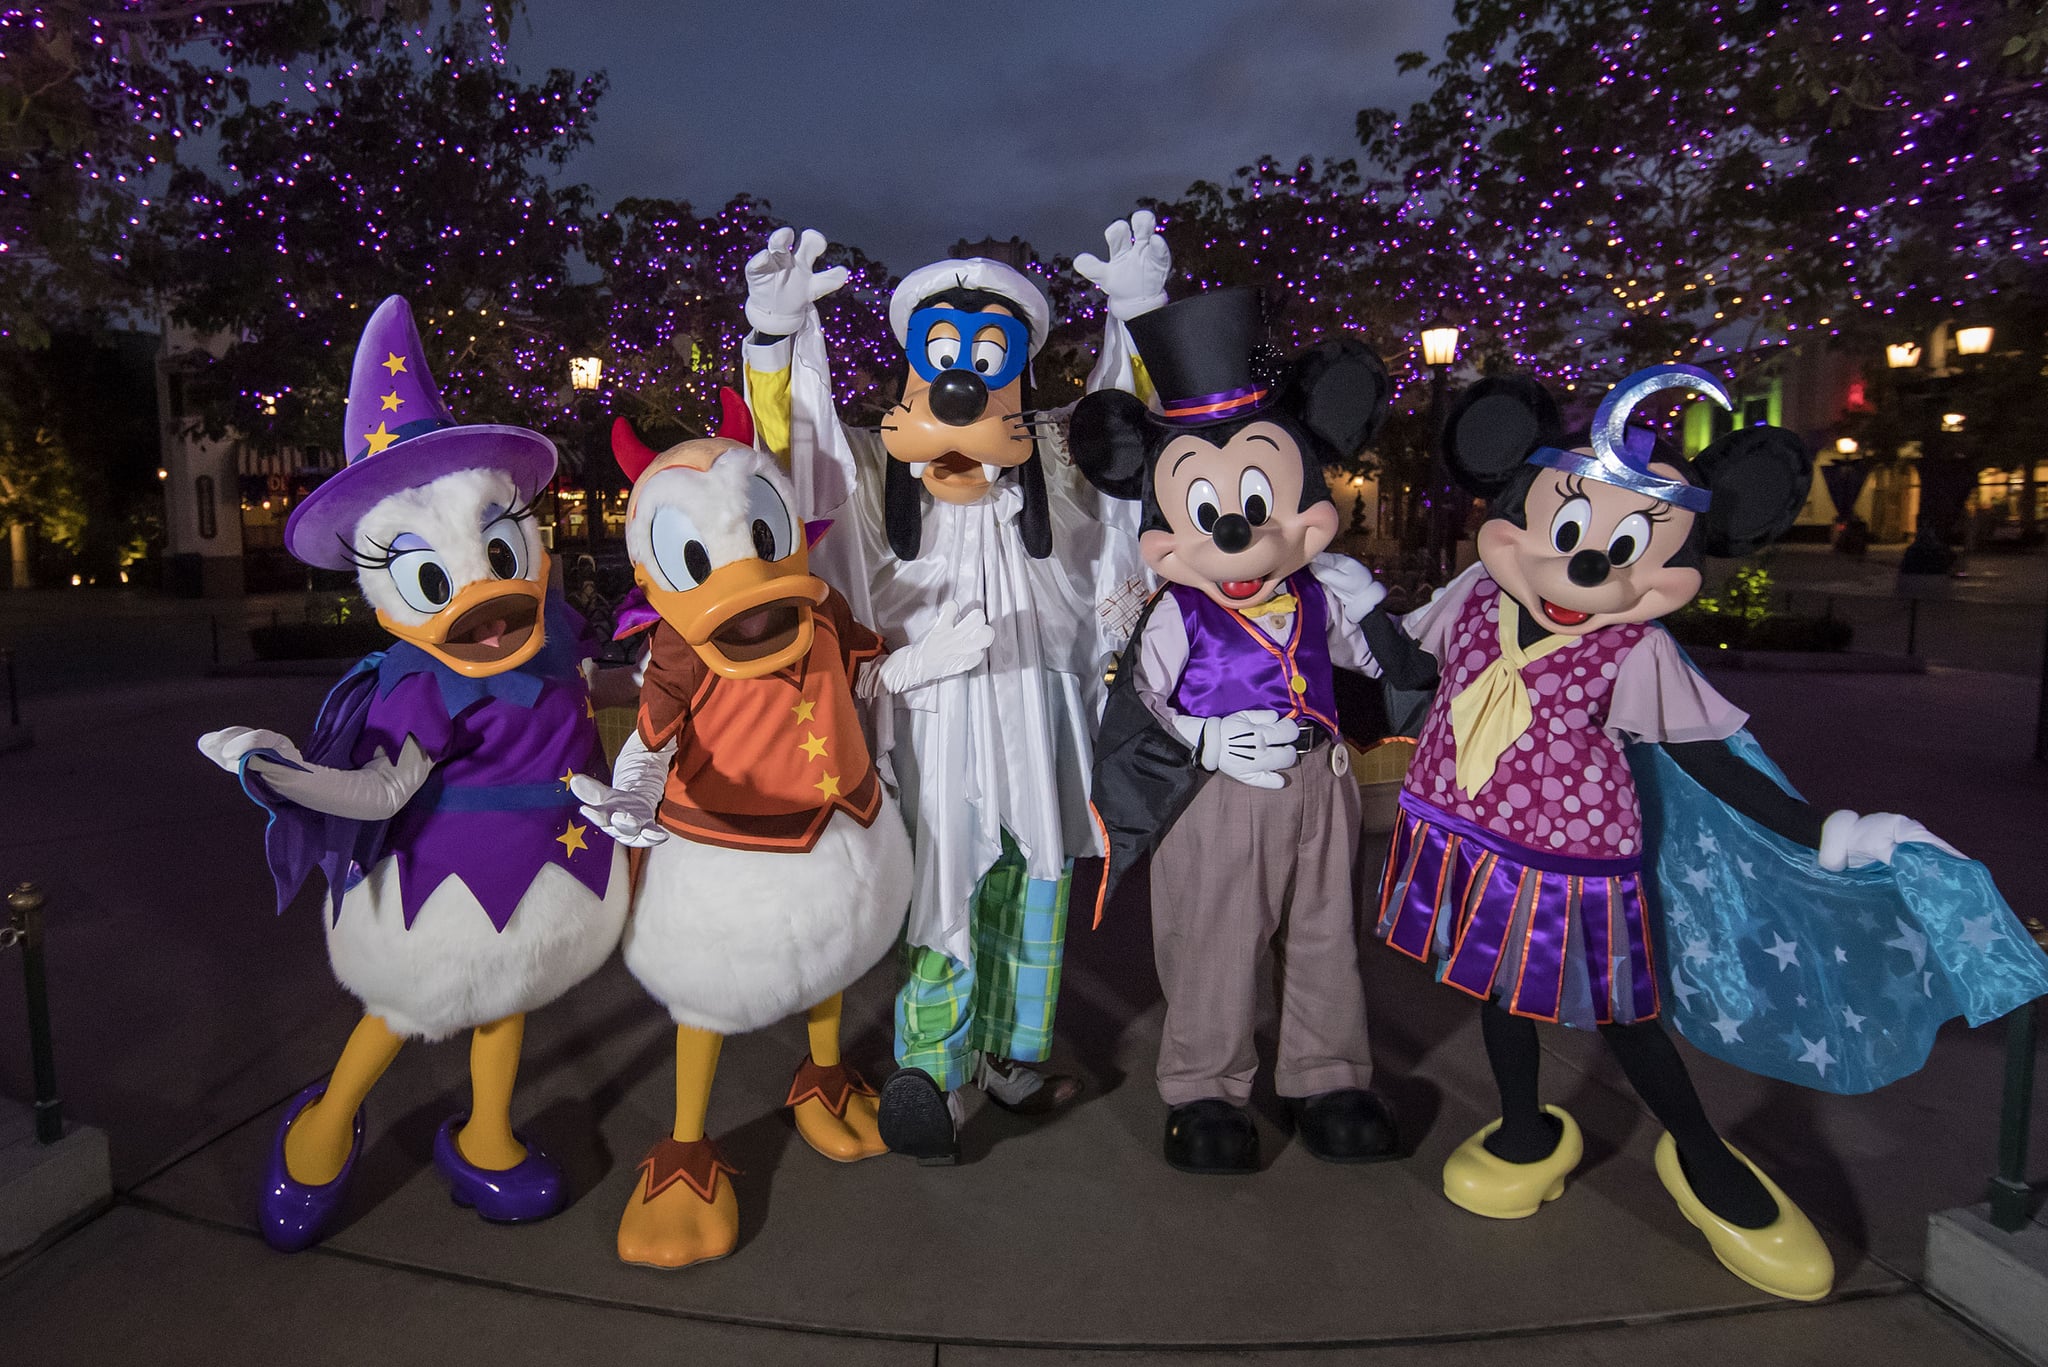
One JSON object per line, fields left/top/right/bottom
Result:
{"left": 1885, "top": 343, "right": 1921, "bottom": 370}
{"left": 1420, "top": 319, "right": 1462, "bottom": 369}
{"left": 1954, "top": 326, "right": 1993, "bottom": 357}
{"left": 569, "top": 356, "right": 604, "bottom": 392}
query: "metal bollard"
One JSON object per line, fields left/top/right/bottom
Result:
{"left": 2, "top": 882, "right": 61, "bottom": 1144}
{"left": 1990, "top": 999, "right": 2038, "bottom": 1232}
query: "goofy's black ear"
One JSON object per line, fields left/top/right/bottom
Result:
{"left": 1017, "top": 451, "right": 1052, "bottom": 559}
{"left": 1288, "top": 337, "right": 1390, "bottom": 456}
{"left": 1442, "top": 376, "right": 1561, "bottom": 498}
{"left": 1693, "top": 426, "right": 1811, "bottom": 558}
{"left": 885, "top": 458, "right": 923, "bottom": 561}
{"left": 1068, "top": 389, "right": 1153, "bottom": 502}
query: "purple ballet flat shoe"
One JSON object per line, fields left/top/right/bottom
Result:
{"left": 432, "top": 1116, "right": 566, "bottom": 1223}
{"left": 259, "top": 1082, "right": 362, "bottom": 1253}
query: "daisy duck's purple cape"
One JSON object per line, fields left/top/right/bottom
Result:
{"left": 237, "top": 596, "right": 614, "bottom": 931}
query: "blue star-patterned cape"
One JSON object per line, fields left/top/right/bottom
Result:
{"left": 1633, "top": 727, "right": 2048, "bottom": 1094}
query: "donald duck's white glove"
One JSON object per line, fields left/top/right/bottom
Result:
{"left": 1074, "top": 210, "right": 1171, "bottom": 321}
{"left": 198, "top": 726, "right": 432, "bottom": 821}
{"left": 744, "top": 227, "right": 848, "bottom": 336}
{"left": 1819, "top": 809, "right": 1963, "bottom": 871}
{"left": 571, "top": 731, "right": 673, "bottom": 848}
{"left": 857, "top": 604, "right": 995, "bottom": 699}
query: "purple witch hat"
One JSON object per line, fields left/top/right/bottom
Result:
{"left": 284, "top": 296, "right": 557, "bottom": 570}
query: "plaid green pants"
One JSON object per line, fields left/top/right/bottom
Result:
{"left": 894, "top": 831, "right": 1073, "bottom": 1092}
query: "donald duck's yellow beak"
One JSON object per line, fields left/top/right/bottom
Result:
{"left": 637, "top": 551, "right": 825, "bottom": 680}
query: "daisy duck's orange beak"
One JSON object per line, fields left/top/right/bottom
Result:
{"left": 636, "top": 549, "right": 826, "bottom": 680}
{"left": 376, "top": 550, "right": 550, "bottom": 677}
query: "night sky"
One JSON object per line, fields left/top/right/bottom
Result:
{"left": 514, "top": 0, "right": 1458, "bottom": 273}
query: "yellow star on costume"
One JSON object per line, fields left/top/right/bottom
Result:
{"left": 556, "top": 820, "right": 589, "bottom": 855}
{"left": 814, "top": 773, "right": 841, "bottom": 799}
{"left": 380, "top": 390, "right": 404, "bottom": 412}
{"left": 798, "top": 732, "right": 828, "bottom": 761}
{"left": 381, "top": 352, "right": 408, "bottom": 376}
{"left": 362, "top": 421, "right": 399, "bottom": 455}
{"left": 559, "top": 770, "right": 577, "bottom": 787}
{"left": 585, "top": 696, "right": 596, "bottom": 718}
{"left": 791, "top": 699, "right": 817, "bottom": 724}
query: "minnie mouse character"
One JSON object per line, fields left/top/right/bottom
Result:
{"left": 1071, "top": 288, "right": 1400, "bottom": 1173}
{"left": 1362, "top": 364, "right": 2048, "bottom": 1301}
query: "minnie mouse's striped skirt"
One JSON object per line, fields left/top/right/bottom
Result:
{"left": 1375, "top": 791, "right": 1659, "bottom": 1028}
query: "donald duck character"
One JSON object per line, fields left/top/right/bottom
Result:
{"left": 198, "top": 296, "right": 629, "bottom": 1251}
{"left": 571, "top": 393, "right": 991, "bottom": 1269}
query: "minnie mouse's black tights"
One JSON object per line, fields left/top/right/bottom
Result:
{"left": 1478, "top": 1001, "right": 1779, "bottom": 1228}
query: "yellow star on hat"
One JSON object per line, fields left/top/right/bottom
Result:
{"left": 362, "top": 421, "right": 399, "bottom": 455}
{"left": 381, "top": 352, "right": 408, "bottom": 376}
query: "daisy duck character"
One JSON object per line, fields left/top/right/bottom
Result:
{"left": 569, "top": 393, "right": 990, "bottom": 1268}
{"left": 738, "top": 217, "right": 1159, "bottom": 1162}
{"left": 1361, "top": 365, "right": 2048, "bottom": 1301}
{"left": 198, "top": 296, "right": 628, "bottom": 1251}
{"left": 1071, "top": 288, "right": 1400, "bottom": 1173}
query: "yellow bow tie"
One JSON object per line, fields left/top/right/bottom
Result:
{"left": 1239, "top": 593, "right": 1298, "bottom": 620}
{"left": 1446, "top": 594, "right": 1572, "bottom": 797}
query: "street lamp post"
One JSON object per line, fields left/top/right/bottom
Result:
{"left": 563, "top": 356, "right": 605, "bottom": 548}
{"left": 1891, "top": 324, "right": 1990, "bottom": 578}
{"left": 1420, "top": 317, "right": 1463, "bottom": 581}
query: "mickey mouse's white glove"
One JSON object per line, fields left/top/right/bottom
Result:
{"left": 571, "top": 731, "right": 672, "bottom": 848}
{"left": 198, "top": 727, "right": 431, "bottom": 821}
{"left": 1310, "top": 552, "right": 1388, "bottom": 622}
{"left": 744, "top": 227, "right": 849, "bottom": 336}
{"left": 1074, "top": 210, "right": 1171, "bottom": 321}
{"left": 860, "top": 603, "right": 995, "bottom": 699}
{"left": 1174, "top": 709, "right": 1300, "bottom": 790}
{"left": 1818, "top": 809, "right": 1964, "bottom": 871}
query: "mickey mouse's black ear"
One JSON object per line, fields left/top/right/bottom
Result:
{"left": 1441, "top": 375, "right": 1561, "bottom": 498}
{"left": 1069, "top": 389, "right": 1154, "bottom": 502}
{"left": 1693, "top": 426, "right": 1812, "bottom": 558}
{"left": 1288, "top": 336, "right": 1390, "bottom": 456}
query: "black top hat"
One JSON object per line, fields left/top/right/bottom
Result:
{"left": 1126, "top": 288, "right": 1278, "bottom": 427}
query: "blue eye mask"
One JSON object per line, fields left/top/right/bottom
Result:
{"left": 905, "top": 307, "right": 1032, "bottom": 391}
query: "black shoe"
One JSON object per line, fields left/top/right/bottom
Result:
{"left": 975, "top": 1054, "right": 1084, "bottom": 1117}
{"left": 878, "top": 1068, "right": 960, "bottom": 1166}
{"left": 1162, "top": 1099, "right": 1260, "bottom": 1174}
{"left": 1287, "top": 1087, "right": 1400, "bottom": 1163}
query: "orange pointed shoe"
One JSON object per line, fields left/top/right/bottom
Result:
{"left": 787, "top": 1057, "right": 887, "bottom": 1163}
{"left": 616, "top": 1136, "right": 740, "bottom": 1270}
{"left": 1654, "top": 1133, "right": 1834, "bottom": 1302}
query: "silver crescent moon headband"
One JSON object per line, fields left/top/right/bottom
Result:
{"left": 1527, "top": 363, "right": 1728, "bottom": 514}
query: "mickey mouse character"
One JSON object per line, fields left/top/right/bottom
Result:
{"left": 1362, "top": 364, "right": 2048, "bottom": 1301}
{"left": 1071, "top": 288, "right": 1400, "bottom": 1173}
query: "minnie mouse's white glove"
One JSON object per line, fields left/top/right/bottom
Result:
{"left": 1175, "top": 709, "right": 1300, "bottom": 790}
{"left": 1818, "top": 809, "right": 1964, "bottom": 871}
{"left": 858, "top": 604, "right": 995, "bottom": 699}
{"left": 1074, "top": 210, "right": 1170, "bottom": 321}
{"left": 571, "top": 730, "right": 672, "bottom": 848}
{"left": 1310, "top": 552, "right": 1388, "bottom": 622}
{"left": 744, "top": 227, "right": 849, "bottom": 336}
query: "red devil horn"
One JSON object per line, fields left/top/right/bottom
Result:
{"left": 610, "top": 417, "right": 660, "bottom": 483}
{"left": 715, "top": 386, "right": 756, "bottom": 446}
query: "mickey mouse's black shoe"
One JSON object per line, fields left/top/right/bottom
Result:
{"left": 1163, "top": 1098, "right": 1260, "bottom": 1174}
{"left": 1288, "top": 1087, "right": 1400, "bottom": 1163}
{"left": 878, "top": 1068, "right": 960, "bottom": 1166}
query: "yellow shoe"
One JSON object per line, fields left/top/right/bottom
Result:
{"left": 1654, "top": 1133, "right": 1834, "bottom": 1302}
{"left": 787, "top": 1058, "right": 888, "bottom": 1163}
{"left": 1442, "top": 1105, "right": 1583, "bottom": 1219}
{"left": 616, "top": 1137, "right": 740, "bottom": 1270}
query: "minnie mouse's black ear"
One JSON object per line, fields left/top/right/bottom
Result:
{"left": 1693, "top": 426, "right": 1812, "bottom": 558}
{"left": 1068, "top": 389, "right": 1154, "bottom": 502}
{"left": 1287, "top": 337, "right": 1391, "bottom": 456}
{"left": 1441, "top": 376, "right": 1561, "bottom": 498}
{"left": 885, "top": 458, "right": 924, "bottom": 561}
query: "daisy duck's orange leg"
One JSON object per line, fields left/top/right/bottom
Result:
{"left": 285, "top": 1014, "right": 404, "bottom": 1184}
{"left": 788, "top": 992, "right": 885, "bottom": 1162}
{"left": 616, "top": 1024, "right": 739, "bottom": 1269}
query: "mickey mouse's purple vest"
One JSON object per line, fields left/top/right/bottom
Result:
{"left": 1167, "top": 571, "right": 1340, "bottom": 736}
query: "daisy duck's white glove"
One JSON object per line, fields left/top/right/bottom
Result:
{"left": 1310, "top": 552, "right": 1388, "bottom": 622}
{"left": 1174, "top": 709, "right": 1301, "bottom": 790}
{"left": 198, "top": 726, "right": 431, "bottom": 821}
{"left": 570, "top": 730, "right": 673, "bottom": 848}
{"left": 1818, "top": 809, "right": 1964, "bottom": 871}
{"left": 857, "top": 603, "right": 995, "bottom": 699}
{"left": 744, "top": 227, "right": 848, "bottom": 336}
{"left": 1074, "top": 210, "right": 1171, "bottom": 321}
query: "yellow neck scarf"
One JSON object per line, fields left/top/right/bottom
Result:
{"left": 1240, "top": 592, "right": 1298, "bottom": 621}
{"left": 1446, "top": 594, "right": 1573, "bottom": 797}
